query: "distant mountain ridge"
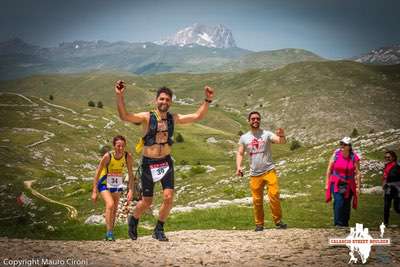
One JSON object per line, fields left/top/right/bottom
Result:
{"left": 0, "top": 37, "right": 326, "bottom": 80}
{"left": 0, "top": 38, "right": 250, "bottom": 79}
{"left": 1, "top": 24, "right": 328, "bottom": 80}
{"left": 0, "top": 37, "right": 40, "bottom": 55}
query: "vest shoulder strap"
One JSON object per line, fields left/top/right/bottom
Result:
{"left": 106, "top": 151, "right": 112, "bottom": 173}
{"left": 350, "top": 152, "right": 355, "bottom": 162}
{"left": 333, "top": 149, "right": 340, "bottom": 162}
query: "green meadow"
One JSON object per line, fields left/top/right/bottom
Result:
{"left": 0, "top": 61, "right": 399, "bottom": 240}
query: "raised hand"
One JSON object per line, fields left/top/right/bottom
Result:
{"left": 205, "top": 85, "right": 214, "bottom": 100}
{"left": 115, "top": 80, "right": 125, "bottom": 95}
{"left": 276, "top": 128, "right": 285, "bottom": 137}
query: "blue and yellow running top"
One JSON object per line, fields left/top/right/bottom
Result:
{"left": 97, "top": 151, "right": 127, "bottom": 193}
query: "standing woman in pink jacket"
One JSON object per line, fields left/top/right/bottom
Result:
{"left": 325, "top": 137, "right": 361, "bottom": 227}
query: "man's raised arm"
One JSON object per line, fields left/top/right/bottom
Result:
{"left": 115, "top": 80, "right": 147, "bottom": 124}
{"left": 174, "top": 86, "right": 215, "bottom": 124}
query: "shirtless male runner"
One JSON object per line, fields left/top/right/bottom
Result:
{"left": 115, "top": 80, "right": 214, "bottom": 241}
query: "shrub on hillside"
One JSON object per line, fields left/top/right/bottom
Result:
{"left": 49, "top": 95, "right": 54, "bottom": 101}
{"left": 350, "top": 128, "right": 359, "bottom": 138}
{"left": 290, "top": 139, "right": 301, "bottom": 151}
{"left": 97, "top": 101, "right": 103, "bottom": 108}
{"left": 88, "top": 100, "right": 95, "bottom": 107}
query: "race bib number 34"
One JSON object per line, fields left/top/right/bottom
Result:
{"left": 107, "top": 173, "right": 123, "bottom": 189}
{"left": 149, "top": 162, "right": 169, "bottom": 182}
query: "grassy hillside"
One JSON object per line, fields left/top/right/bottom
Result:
{"left": 216, "top": 48, "right": 325, "bottom": 72}
{"left": 0, "top": 61, "right": 399, "bottom": 239}
{"left": 0, "top": 91, "right": 398, "bottom": 240}
{"left": 0, "top": 91, "right": 251, "bottom": 237}
{"left": 141, "top": 61, "right": 400, "bottom": 143}
{"left": 1, "top": 61, "right": 400, "bottom": 144}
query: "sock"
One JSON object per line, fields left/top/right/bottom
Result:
{"left": 106, "top": 230, "right": 113, "bottom": 236}
{"left": 155, "top": 220, "right": 164, "bottom": 231}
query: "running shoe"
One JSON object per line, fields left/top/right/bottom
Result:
{"left": 152, "top": 229, "right": 169, "bottom": 241}
{"left": 254, "top": 225, "right": 264, "bottom": 232}
{"left": 128, "top": 215, "right": 138, "bottom": 240}
{"left": 105, "top": 232, "right": 115, "bottom": 241}
{"left": 275, "top": 221, "right": 287, "bottom": 229}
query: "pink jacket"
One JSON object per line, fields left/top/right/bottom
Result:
{"left": 325, "top": 149, "right": 359, "bottom": 209}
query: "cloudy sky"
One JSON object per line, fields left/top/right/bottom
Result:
{"left": 1, "top": 0, "right": 399, "bottom": 58}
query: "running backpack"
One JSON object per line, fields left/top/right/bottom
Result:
{"left": 143, "top": 110, "right": 174, "bottom": 146}
{"left": 135, "top": 110, "right": 174, "bottom": 154}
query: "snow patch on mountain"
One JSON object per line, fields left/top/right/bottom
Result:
{"left": 354, "top": 45, "right": 400, "bottom": 65}
{"left": 155, "top": 23, "right": 237, "bottom": 49}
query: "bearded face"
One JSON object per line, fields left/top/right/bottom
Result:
{"left": 156, "top": 92, "right": 172, "bottom": 112}
{"left": 249, "top": 114, "right": 261, "bottom": 129}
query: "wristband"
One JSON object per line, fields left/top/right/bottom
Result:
{"left": 205, "top": 99, "right": 212, "bottom": 103}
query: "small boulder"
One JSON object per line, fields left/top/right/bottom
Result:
{"left": 84, "top": 214, "right": 105, "bottom": 225}
{"left": 206, "top": 137, "right": 218, "bottom": 144}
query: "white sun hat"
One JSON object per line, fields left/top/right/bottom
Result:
{"left": 340, "top": 136, "right": 352, "bottom": 145}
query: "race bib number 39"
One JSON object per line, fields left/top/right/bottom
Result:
{"left": 149, "top": 162, "right": 169, "bottom": 182}
{"left": 107, "top": 173, "right": 123, "bottom": 189}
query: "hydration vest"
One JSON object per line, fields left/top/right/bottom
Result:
{"left": 143, "top": 111, "right": 174, "bottom": 146}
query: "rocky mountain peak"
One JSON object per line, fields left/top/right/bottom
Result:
{"left": 354, "top": 45, "right": 400, "bottom": 65}
{"left": 155, "top": 23, "right": 237, "bottom": 48}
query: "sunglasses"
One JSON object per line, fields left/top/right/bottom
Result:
{"left": 339, "top": 142, "right": 349, "bottom": 146}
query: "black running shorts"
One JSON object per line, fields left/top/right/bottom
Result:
{"left": 141, "top": 155, "right": 174, "bottom": 197}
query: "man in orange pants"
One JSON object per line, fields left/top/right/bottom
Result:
{"left": 236, "top": 111, "right": 287, "bottom": 231}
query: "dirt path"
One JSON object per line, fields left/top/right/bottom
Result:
{"left": 1, "top": 228, "right": 399, "bottom": 267}
{"left": 38, "top": 97, "right": 78, "bottom": 114}
{"left": 0, "top": 92, "right": 38, "bottom": 107}
{"left": 24, "top": 180, "right": 78, "bottom": 219}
